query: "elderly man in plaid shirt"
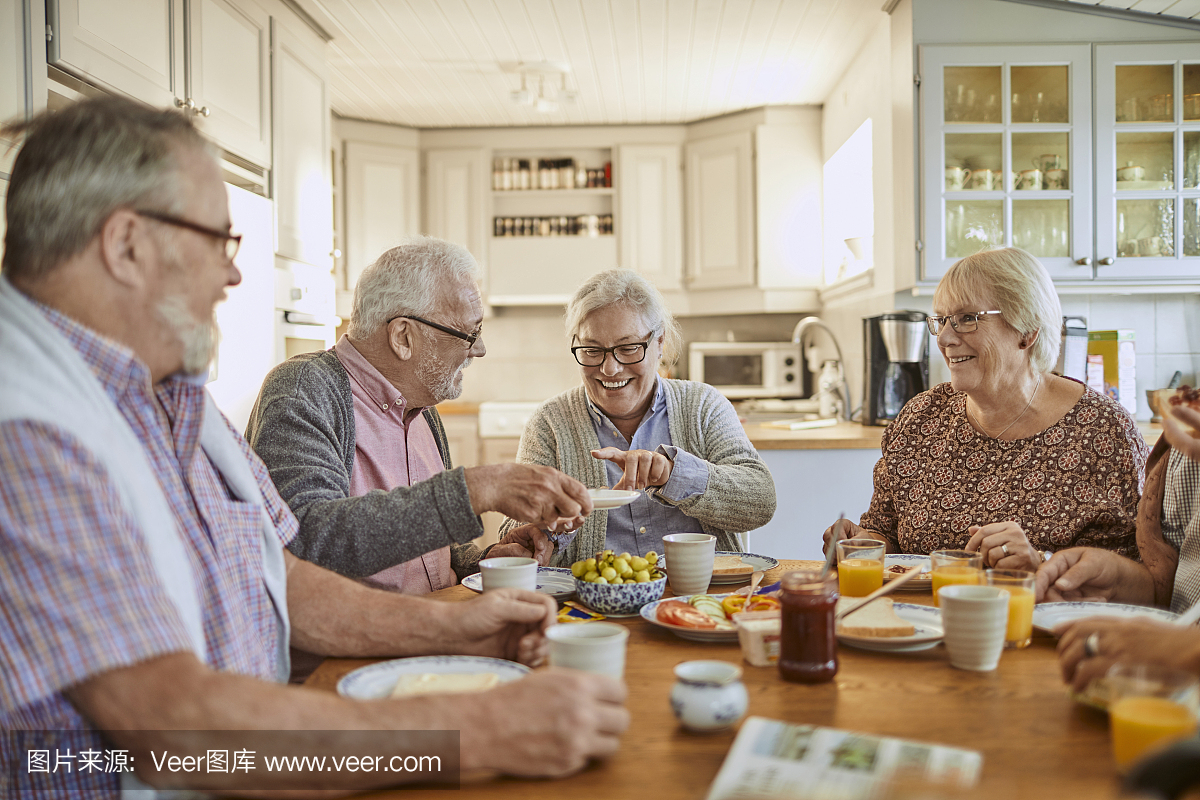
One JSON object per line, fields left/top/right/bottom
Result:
{"left": 0, "top": 96, "right": 627, "bottom": 797}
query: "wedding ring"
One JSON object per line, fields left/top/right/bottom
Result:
{"left": 1084, "top": 632, "right": 1101, "bottom": 658}
{"left": 1001, "top": 543, "right": 1011, "bottom": 557}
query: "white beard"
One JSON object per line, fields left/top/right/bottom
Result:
{"left": 416, "top": 345, "right": 470, "bottom": 403}
{"left": 156, "top": 293, "right": 219, "bottom": 376}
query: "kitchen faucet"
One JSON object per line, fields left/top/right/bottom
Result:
{"left": 791, "top": 316, "right": 848, "bottom": 421}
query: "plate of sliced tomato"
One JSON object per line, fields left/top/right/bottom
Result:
{"left": 640, "top": 592, "right": 782, "bottom": 642}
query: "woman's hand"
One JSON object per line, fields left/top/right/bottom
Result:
{"left": 964, "top": 521, "right": 1039, "bottom": 571}
{"left": 821, "top": 519, "right": 889, "bottom": 556}
{"left": 591, "top": 447, "right": 672, "bottom": 491}
{"left": 1056, "top": 617, "right": 1200, "bottom": 692}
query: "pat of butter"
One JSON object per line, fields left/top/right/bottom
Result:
{"left": 733, "top": 610, "right": 781, "bottom": 667}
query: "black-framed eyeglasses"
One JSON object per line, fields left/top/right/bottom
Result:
{"left": 926, "top": 310, "right": 1003, "bottom": 336}
{"left": 570, "top": 338, "right": 654, "bottom": 367}
{"left": 135, "top": 209, "right": 241, "bottom": 260}
{"left": 388, "top": 314, "right": 482, "bottom": 347}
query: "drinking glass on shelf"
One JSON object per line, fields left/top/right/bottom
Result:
{"left": 1107, "top": 663, "right": 1200, "bottom": 773}
{"left": 836, "top": 539, "right": 885, "bottom": 598}
{"left": 930, "top": 549, "right": 983, "bottom": 607}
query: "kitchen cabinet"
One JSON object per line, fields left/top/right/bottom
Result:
{"left": 340, "top": 140, "right": 419, "bottom": 316}
{"left": 270, "top": 15, "right": 331, "bottom": 270}
{"left": 487, "top": 147, "right": 616, "bottom": 305}
{"left": 425, "top": 148, "right": 489, "bottom": 275}
{"left": 920, "top": 42, "right": 1200, "bottom": 283}
{"left": 684, "top": 131, "right": 755, "bottom": 290}
{"left": 48, "top": 0, "right": 271, "bottom": 167}
{"left": 617, "top": 144, "right": 683, "bottom": 292}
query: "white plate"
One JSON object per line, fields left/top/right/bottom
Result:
{"left": 461, "top": 566, "right": 575, "bottom": 600}
{"left": 337, "top": 656, "right": 530, "bottom": 700}
{"left": 1032, "top": 601, "right": 1180, "bottom": 634}
{"left": 837, "top": 603, "right": 944, "bottom": 653}
{"left": 657, "top": 551, "right": 780, "bottom": 585}
{"left": 589, "top": 488, "right": 641, "bottom": 510}
{"left": 883, "top": 554, "right": 932, "bottom": 591}
{"left": 639, "top": 593, "right": 741, "bottom": 642}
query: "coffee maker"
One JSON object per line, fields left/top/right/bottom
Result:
{"left": 863, "top": 311, "right": 930, "bottom": 426}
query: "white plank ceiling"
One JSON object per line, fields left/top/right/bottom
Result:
{"left": 306, "top": 0, "right": 887, "bottom": 128}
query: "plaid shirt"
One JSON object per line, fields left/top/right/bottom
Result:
{"left": 1162, "top": 448, "right": 1200, "bottom": 613}
{"left": 0, "top": 303, "right": 298, "bottom": 797}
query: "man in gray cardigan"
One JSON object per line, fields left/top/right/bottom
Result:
{"left": 246, "top": 237, "right": 592, "bottom": 595}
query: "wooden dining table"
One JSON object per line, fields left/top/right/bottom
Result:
{"left": 305, "top": 560, "right": 1125, "bottom": 800}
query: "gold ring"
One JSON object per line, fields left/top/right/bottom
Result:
{"left": 1084, "top": 632, "right": 1101, "bottom": 658}
{"left": 1001, "top": 543, "right": 1011, "bottom": 557}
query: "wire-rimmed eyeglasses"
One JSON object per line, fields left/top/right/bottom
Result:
{"left": 388, "top": 314, "right": 482, "bottom": 347}
{"left": 926, "top": 310, "right": 1003, "bottom": 336}
{"left": 135, "top": 209, "right": 241, "bottom": 260}
{"left": 570, "top": 339, "right": 653, "bottom": 367}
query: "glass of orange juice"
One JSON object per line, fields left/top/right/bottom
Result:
{"left": 930, "top": 550, "right": 983, "bottom": 607}
{"left": 1107, "top": 663, "right": 1200, "bottom": 773}
{"left": 985, "top": 569, "right": 1035, "bottom": 648}
{"left": 836, "top": 539, "right": 885, "bottom": 597}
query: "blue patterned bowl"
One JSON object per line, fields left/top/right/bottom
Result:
{"left": 574, "top": 574, "right": 667, "bottom": 616}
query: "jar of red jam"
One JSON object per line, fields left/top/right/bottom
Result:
{"left": 778, "top": 569, "right": 838, "bottom": 683}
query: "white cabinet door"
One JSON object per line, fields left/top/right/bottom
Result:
{"left": 343, "top": 141, "right": 419, "bottom": 292}
{"left": 919, "top": 45, "right": 1092, "bottom": 282}
{"left": 1095, "top": 43, "right": 1200, "bottom": 280}
{"left": 685, "top": 131, "right": 755, "bottom": 290}
{"left": 425, "top": 148, "right": 489, "bottom": 267}
{"left": 49, "top": 0, "right": 184, "bottom": 108}
{"left": 271, "top": 16, "right": 330, "bottom": 269}
{"left": 189, "top": 0, "right": 270, "bottom": 166}
{"left": 617, "top": 143, "right": 682, "bottom": 291}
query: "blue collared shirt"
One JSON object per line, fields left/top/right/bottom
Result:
{"left": 586, "top": 377, "right": 708, "bottom": 555}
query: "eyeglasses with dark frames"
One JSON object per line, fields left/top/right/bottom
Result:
{"left": 926, "top": 310, "right": 1003, "bottom": 336}
{"left": 388, "top": 314, "right": 482, "bottom": 347}
{"left": 570, "top": 338, "right": 655, "bottom": 367}
{"left": 135, "top": 209, "right": 241, "bottom": 260}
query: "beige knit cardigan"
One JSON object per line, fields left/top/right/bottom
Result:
{"left": 500, "top": 380, "right": 777, "bottom": 566}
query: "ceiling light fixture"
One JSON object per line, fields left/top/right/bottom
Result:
{"left": 508, "top": 62, "right": 574, "bottom": 114}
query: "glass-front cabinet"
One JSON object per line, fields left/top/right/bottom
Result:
{"left": 1095, "top": 44, "right": 1200, "bottom": 279}
{"left": 922, "top": 46, "right": 1092, "bottom": 281}
{"left": 921, "top": 43, "right": 1200, "bottom": 283}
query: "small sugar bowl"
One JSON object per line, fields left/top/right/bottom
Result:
{"left": 670, "top": 660, "right": 748, "bottom": 733}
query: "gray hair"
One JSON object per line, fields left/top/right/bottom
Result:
{"left": 347, "top": 236, "right": 480, "bottom": 339}
{"left": 2, "top": 95, "right": 210, "bottom": 280}
{"left": 564, "top": 269, "right": 682, "bottom": 367}
{"left": 934, "top": 247, "right": 1062, "bottom": 373}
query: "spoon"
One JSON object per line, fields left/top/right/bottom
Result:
{"left": 834, "top": 567, "right": 923, "bottom": 620}
{"left": 745, "top": 570, "right": 764, "bottom": 602}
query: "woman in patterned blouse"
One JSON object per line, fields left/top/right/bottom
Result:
{"left": 824, "top": 248, "right": 1148, "bottom": 572}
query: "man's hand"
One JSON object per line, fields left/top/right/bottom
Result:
{"left": 466, "top": 668, "right": 629, "bottom": 777}
{"left": 965, "top": 521, "right": 1039, "bottom": 571}
{"left": 491, "top": 523, "right": 553, "bottom": 566}
{"left": 465, "top": 463, "right": 593, "bottom": 531}
{"left": 1035, "top": 547, "right": 1153, "bottom": 604}
{"left": 439, "top": 588, "right": 556, "bottom": 666}
{"left": 1056, "top": 617, "right": 1200, "bottom": 691}
{"left": 590, "top": 447, "right": 672, "bottom": 491}
{"left": 821, "top": 519, "right": 888, "bottom": 556}
{"left": 1163, "top": 403, "right": 1200, "bottom": 462}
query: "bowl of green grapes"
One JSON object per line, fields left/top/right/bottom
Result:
{"left": 571, "top": 549, "right": 667, "bottom": 616}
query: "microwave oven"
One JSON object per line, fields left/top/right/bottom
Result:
{"left": 688, "top": 341, "right": 805, "bottom": 399}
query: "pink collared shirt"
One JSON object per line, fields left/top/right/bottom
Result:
{"left": 334, "top": 336, "right": 452, "bottom": 593}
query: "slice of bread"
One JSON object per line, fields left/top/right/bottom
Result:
{"left": 713, "top": 555, "right": 754, "bottom": 576}
{"left": 390, "top": 672, "right": 500, "bottom": 698}
{"left": 835, "top": 597, "right": 916, "bottom": 638}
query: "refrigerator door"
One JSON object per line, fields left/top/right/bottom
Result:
{"left": 207, "top": 184, "right": 277, "bottom": 432}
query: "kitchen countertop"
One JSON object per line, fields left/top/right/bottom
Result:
{"left": 744, "top": 419, "right": 1163, "bottom": 451}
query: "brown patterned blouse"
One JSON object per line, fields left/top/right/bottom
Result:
{"left": 859, "top": 382, "right": 1148, "bottom": 558}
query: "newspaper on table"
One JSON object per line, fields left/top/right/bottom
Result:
{"left": 706, "top": 716, "right": 983, "bottom": 800}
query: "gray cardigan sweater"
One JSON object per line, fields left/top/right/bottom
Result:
{"left": 245, "top": 349, "right": 484, "bottom": 580}
{"left": 500, "top": 380, "right": 776, "bottom": 566}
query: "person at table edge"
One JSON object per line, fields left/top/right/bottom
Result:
{"left": 0, "top": 96, "right": 626, "bottom": 795}
{"left": 246, "top": 236, "right": 591, "bottom": 595}
{"left": 500, "top": 269, "right": 776, "bottom": 567}
{"left": 824, "top": 247, "right": 1147, "bottom": 573}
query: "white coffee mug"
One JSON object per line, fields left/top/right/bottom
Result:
{"left": 662, "top": 533, "right": 717, "bottom": 596}
{"left": 547, "top": 622, "right": 629, "bottom": 680}
{"left": 939, "top": 585, "right": 1010, "bottom": 672}
{"left": 967, "top": 169, "right": 994, "bottom": 191}
{"left": 1017, "top": 169, "right": 1043, "bottom": 191}
{"left": 1044, "top": 168, "right": 1067, "bottom": 190}
{"left": 946, "top": 166, "right": 967, "bottom": 191}
{"left": 479, "top": 556, "right": 537, "bottom": 592}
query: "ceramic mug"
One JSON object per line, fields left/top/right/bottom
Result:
{"left": 945, "top": 166, "right": 967, "bottom": 191}
{"left": 547, "top": 622, "right": 630, "bottom": 680}
{"left": 662, "top": 533, "right": 717, "bottom": 596}
{"left": 479, "top": 556, "right": 537, "bottom": 592}
{"left": 1033, "top": 154, "right": 1061, "bottom": 172}
{"left": 967, "top": 169, "right": 994, "bottom": 190}
{"left": 1044, "top": 168, "right": 1068, "bottom": 190}
{"left": 1117, "top": 163, "right": 1145, "bottom": 182}
{"left": 1017, "top": 169, "right": 1043, "bottom": 191}
{"left": 670, "top": 660, "right": 748, "bottom": 732}
{"left": 1138, "top": 236, "right": 1163, "bottom": 257}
